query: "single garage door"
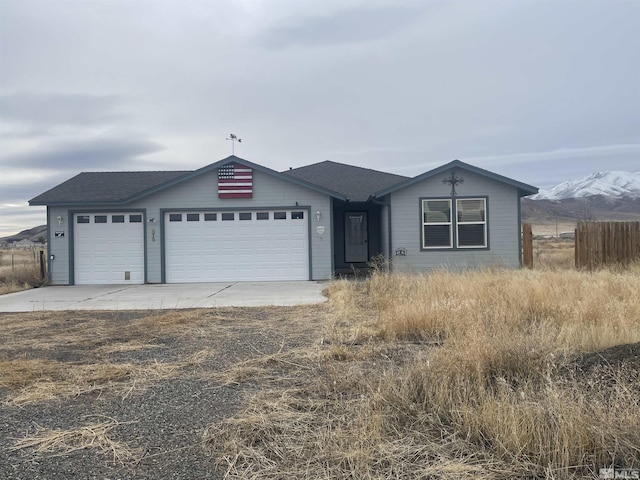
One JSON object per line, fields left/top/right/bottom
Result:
{"left": 74, "top": 213, "right": 145, "bottom": 284}
{"left": 164, "top": 209, "right": 309, "bottom": 282}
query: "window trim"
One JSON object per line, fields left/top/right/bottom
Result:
{"left": 420, "top": 196, "right": 489, "bottom": 251}
{"left": 456, "top": 198, "right": 487, "bottom": 249}
{"left": 421, "top": 199, "right": 452, "bottom": 249}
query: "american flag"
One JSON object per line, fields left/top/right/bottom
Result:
{"left": 218, "top": 162, "right": 253, "bottom": 198}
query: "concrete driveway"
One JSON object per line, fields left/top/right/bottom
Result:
{"left": 0, "top": 282, "right": 328, "bottom": 312}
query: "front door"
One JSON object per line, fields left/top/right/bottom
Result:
{"left": 344, "top": 212, "right": 368, "bottom": 263}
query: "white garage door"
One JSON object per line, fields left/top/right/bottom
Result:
{"left": 74, "top": 213, "right": 145, "bottom": 285}
{"left": 165, "top": 209, "right": 309, "bottom": 282}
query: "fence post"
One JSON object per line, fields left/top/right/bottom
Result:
{"left": 522, "top": 223, "right": 533, "bottom": 268}
{"left": 39, "top": 250, "right": 46, "bottom": 279}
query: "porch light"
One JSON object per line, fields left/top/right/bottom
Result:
{"left": 56, "top": 215, "right": 63, "bottom": 225}
{"left": 315, "top": 211, "right": 321, "bottom": 221}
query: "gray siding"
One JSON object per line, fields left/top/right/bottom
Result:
{"left": 127, "top": 169, "right": 332, "bottom": 282}
{"left": 388, "top": 169, "right": 521, "bottom": 272}
{"left": 47, "top": 206, "right": 71, "bottom": 284}
{"left": 380, "top": 203, "right": 389, "bottom": 261}
{"left": 46, "top": 169, "right": 333, "bottom": 284}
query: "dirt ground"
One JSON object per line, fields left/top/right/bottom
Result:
{"left": 0, "top": 306, "right": 327, "bottom": 480}
{"left": 2, "top": 303, "right": 639, "bottom": 479}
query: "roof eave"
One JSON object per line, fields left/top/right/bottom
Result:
{"left": 29, "top": 155, "right": 348, "bottom": 206}
{"left": 372, "top": 159, "right": 539, "bottom": 197}
{"left": 29, "top": 199, "right": 130, "bottom": 207}
{"left": 125, "top": 155, "right": 348, "bottom": 203}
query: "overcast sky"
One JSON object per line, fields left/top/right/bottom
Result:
{"left": 1, "top": 0, "right": 639, "bottom": 236}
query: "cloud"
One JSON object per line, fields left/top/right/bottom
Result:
{"left": 0, "top": 93, "right": 125, "bottom": 128}
{"left": 0, "top": 206, "right": 46, "bottom": 236}
{"left": 0, "top": 175, "right": 73, "bottom": 204}
{"left": 0, "top": 135, "right": 165, "bottom": 214}
{"left": 258, "top": 4, "right": 423, "bottom": 49}
{"left": 1, "top": 136, "right": 165, "bottom": 171}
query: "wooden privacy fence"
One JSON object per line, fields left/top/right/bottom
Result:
{"left": 575, "top": 221, "right": 640, "bottom": 269}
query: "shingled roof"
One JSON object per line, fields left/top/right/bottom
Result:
{"left": 283, "top": 160, "right": 407, "bottom": 202}
{"left": 29, "top": 171, "right": 190, "bottom": 205}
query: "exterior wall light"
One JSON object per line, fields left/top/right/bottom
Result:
{"left": 56, "top": 216, "right": 63, "bottom": 225}
{"left": 315, "top": 211, "right": 321, "bottom": 221}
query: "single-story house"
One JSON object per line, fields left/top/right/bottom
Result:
{"left": 29, "top": 156, "right": 538, "bottom": 285}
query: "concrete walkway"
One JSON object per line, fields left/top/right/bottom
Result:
{"left": 0, "top": 282, "right": 328, "bottom": 312}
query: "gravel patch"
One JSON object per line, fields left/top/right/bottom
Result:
{"left": 0, "top": 306, "right": 326, "bottom": 479}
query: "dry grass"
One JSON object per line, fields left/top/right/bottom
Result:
{"left": 0, "top": 309, "right": 258, "bottom": 405}
{"left": 0, "top": 247, "right": 47, "bottom": 294}
{"left": 0, "top": 358, "right": 182, "bottom": 405}
{"left": 206, "top": 267, "right": 640, "bottom": 479}
{"left": 10, "top": 416, "right": 140, "bottom": 463}
{"left": 2, "top": 269, "right": 638, "bottom": 478}
{"left": 1, "top": 305, "right": 325, "bottom": 476}
{"left": 533, "top": 237, "right": 575, "bottom": 269}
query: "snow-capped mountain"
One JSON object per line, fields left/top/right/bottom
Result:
{"left": 529, "top": 171, "right": 640, "bottom": 200}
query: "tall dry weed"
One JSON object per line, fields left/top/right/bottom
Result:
{"left": 322, "top": 267, "right": 640, "bottom": 477}
{"left": 361, "top": 267, "right": 640, "bottom": 353}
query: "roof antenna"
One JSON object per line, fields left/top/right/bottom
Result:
{"left": 226, "top": 133, "right": 242, "bottom": 155}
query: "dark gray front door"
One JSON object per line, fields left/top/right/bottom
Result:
{"left": 344, "top": 212, "right": 368, "bottom": 263}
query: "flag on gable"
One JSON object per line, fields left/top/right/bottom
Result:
{"left": 218, "top": 163, "right": 253, "bottom": 198}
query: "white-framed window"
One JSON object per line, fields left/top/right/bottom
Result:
{"left": 456, "top": 198, "right": 486, "bottom": 248}
{"left": 421, "top": 198, "right": 487, "bottom": 249}
{"left": 422, "top": 199, "right": 452, "bottom": 248}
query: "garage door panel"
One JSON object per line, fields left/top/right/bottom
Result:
{"left": 165, "top": 209, "right": 309, "bottom": 282}
{"left": 74, "top": 213, "right": 144, "bottom": 285}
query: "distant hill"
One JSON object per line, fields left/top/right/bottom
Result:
{"left": 523, "top": 170, "right": 640, "bottom": 226}
{"left": 529, "top": 171, "right": 640, "bottom": 200}
{"left": 522, "top": 196, "right": 640, "bottom": 224}
{"left": 0, "top": 225, "right": 48, "bottom": 244}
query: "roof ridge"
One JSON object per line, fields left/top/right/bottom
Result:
{"left": 285, "top": 160, "right": 408, "bottom": 178}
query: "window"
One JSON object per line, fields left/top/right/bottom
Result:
{"left": 187, "top": 213, "right": 200, "bottom": 222}
{"left": 204, "top": 213, "right": 217, "bottom": 221}
{"left": 291, "top": 211, "right": 304, "bottom": 219}
{"left": 169, "top": 214, "right": 182, "bottom": 222}
{"left": 274, "top": 211, "right": 286, "bottom": 220}
{"left": 130, "top": 214, "right": 142, "bottom": 223}
{"left": 421, "top": 198, "right": 487, "bottom": 249}
{"left": 256, "top": 212, "right": 269, "bottom": 220}
{"left": 239, "top": 212, "right": 252, "bottom": 220}
{"left": 77, "top": 215, "right": 90, "bottom": 224}
{"left": 112, "top": 215, "right": 125, "bottom": 223}
{"left": 422, "top": 200, "right": 452, "bottom": 248}
{"left": 95, "top": 215, "right": 107, "bottom": 223}
{"left": 456, "top": 199, "right": 486, "bottom": 248}
{"left": 221, "top": 213, "right": 234, "bottom": 221}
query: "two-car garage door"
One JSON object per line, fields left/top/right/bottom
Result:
{"left": 164, "top": 209, "right": 309, "bottom": 282}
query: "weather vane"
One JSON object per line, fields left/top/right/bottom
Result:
{"left": 226, "top": 133, "right": 242, "bottom": 155}
{"left": 443, "top": 169, "right": 464, "bottom": 196}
